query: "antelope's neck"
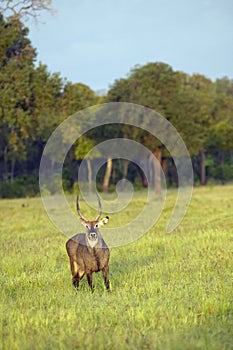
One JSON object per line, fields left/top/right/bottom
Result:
{"left": 87, "top": 237, "right": 98, "bottom": 248}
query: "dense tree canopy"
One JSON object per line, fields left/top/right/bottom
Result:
{"left": 0, "top": 11, "right": 232, "bottom": 197}
{"left": 107, "top": 63, "right": 233, "bottom": 188}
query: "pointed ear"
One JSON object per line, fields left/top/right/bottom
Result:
{"left": 98, "top": 216, "right": 109, "bottom": 226}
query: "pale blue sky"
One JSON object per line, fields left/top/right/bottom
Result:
{"left": 28, "top": 0, "right": 233, "bottom": 91}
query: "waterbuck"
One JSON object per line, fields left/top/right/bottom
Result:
{"left": 66, "top": 194, "right": 110, "bottom": 291}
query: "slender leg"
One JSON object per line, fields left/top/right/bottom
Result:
{"left": 102, "top": 266, "right": 110, "bottom": 291}
{"left": 72, "top": 271, "right": 85, "bottom": 290}
{"left": 86, "top": 273, "right": 94, "bottom": 292}
{"left": 72, "top": 276, "right": 79, "bottom": 289}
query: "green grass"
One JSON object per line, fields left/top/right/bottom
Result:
{"left": 1, "top": 185, "right": 233, "bottom": 350}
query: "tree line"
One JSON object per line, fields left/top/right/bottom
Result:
{"left": 0, "top": 10, "right": 233, "bottom": 197}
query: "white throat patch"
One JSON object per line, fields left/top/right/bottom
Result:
{"left": 87, "top": 238, "right": 98, "bottom": 248}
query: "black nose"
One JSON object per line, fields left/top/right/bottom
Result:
{"left": 90, "top": 232, "right": 97, "bottom": 239}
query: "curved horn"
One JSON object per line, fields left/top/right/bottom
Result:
{"left": 76, "top": 195, "right": 88, "bottom": 221}
{"left": 94, "top": 192, "right": 102, "bottom": 221}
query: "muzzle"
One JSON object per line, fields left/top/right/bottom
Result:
{"left": 89, "top": 232, "right": 97, "bottom": 240}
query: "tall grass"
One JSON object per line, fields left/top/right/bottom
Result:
{"left": 1, "top": 185, "right": 233, "bottom": 349}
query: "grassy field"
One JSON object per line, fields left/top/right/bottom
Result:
{"left": 0, "top": 185, "right": 233, "bottom": 350}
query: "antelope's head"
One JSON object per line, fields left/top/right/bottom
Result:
{"left": 76, "top": 193, "right": 109, "bottom": 247}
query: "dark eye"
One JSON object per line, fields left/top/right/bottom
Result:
{"left": 95, "top": 224, "right": 98, "bottom": 228}
{"left": 86, "top": 225, "right": 89, "bottom": 229}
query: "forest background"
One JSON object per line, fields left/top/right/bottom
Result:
{"left": 0, "top": 0, "right": 233, "bottom": 198}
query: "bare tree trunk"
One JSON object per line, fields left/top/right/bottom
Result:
{"left": 122, "top": 159, "right": 129, "bottom": 179}
{"left": 117, "top": 159, "right": 130, "bottom": 190}
{"left": 172, "top": 163, "right": 178, "bottom": 187}
{"left": 151, "top": 148, "right": 162, "bottom": 195}
{"left": 200, "top": 149, "right": 206, "bottom": 185}
{"left": 86, "top": 158, "right": 93, "bottom": 192}
{"left": 136, "top": 164, "right": 148, "bottom": 187}
{"left": 10, "top": 158, "right": 15, "bottom": 182}
{"left": 103, "top": 158, "right": 112, "bottom": 193}
{"left": 67, "top": 154, "right": 78, "bottom": 185}
{"left": 154, "top": 148, "right": 162, "bottom": 195}
{"left": 162, "top": 158, "right": 168, "bottom": 184}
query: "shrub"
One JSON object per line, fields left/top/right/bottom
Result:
{"left": 0, "top": 175, "right": 39, "bottom": 198}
